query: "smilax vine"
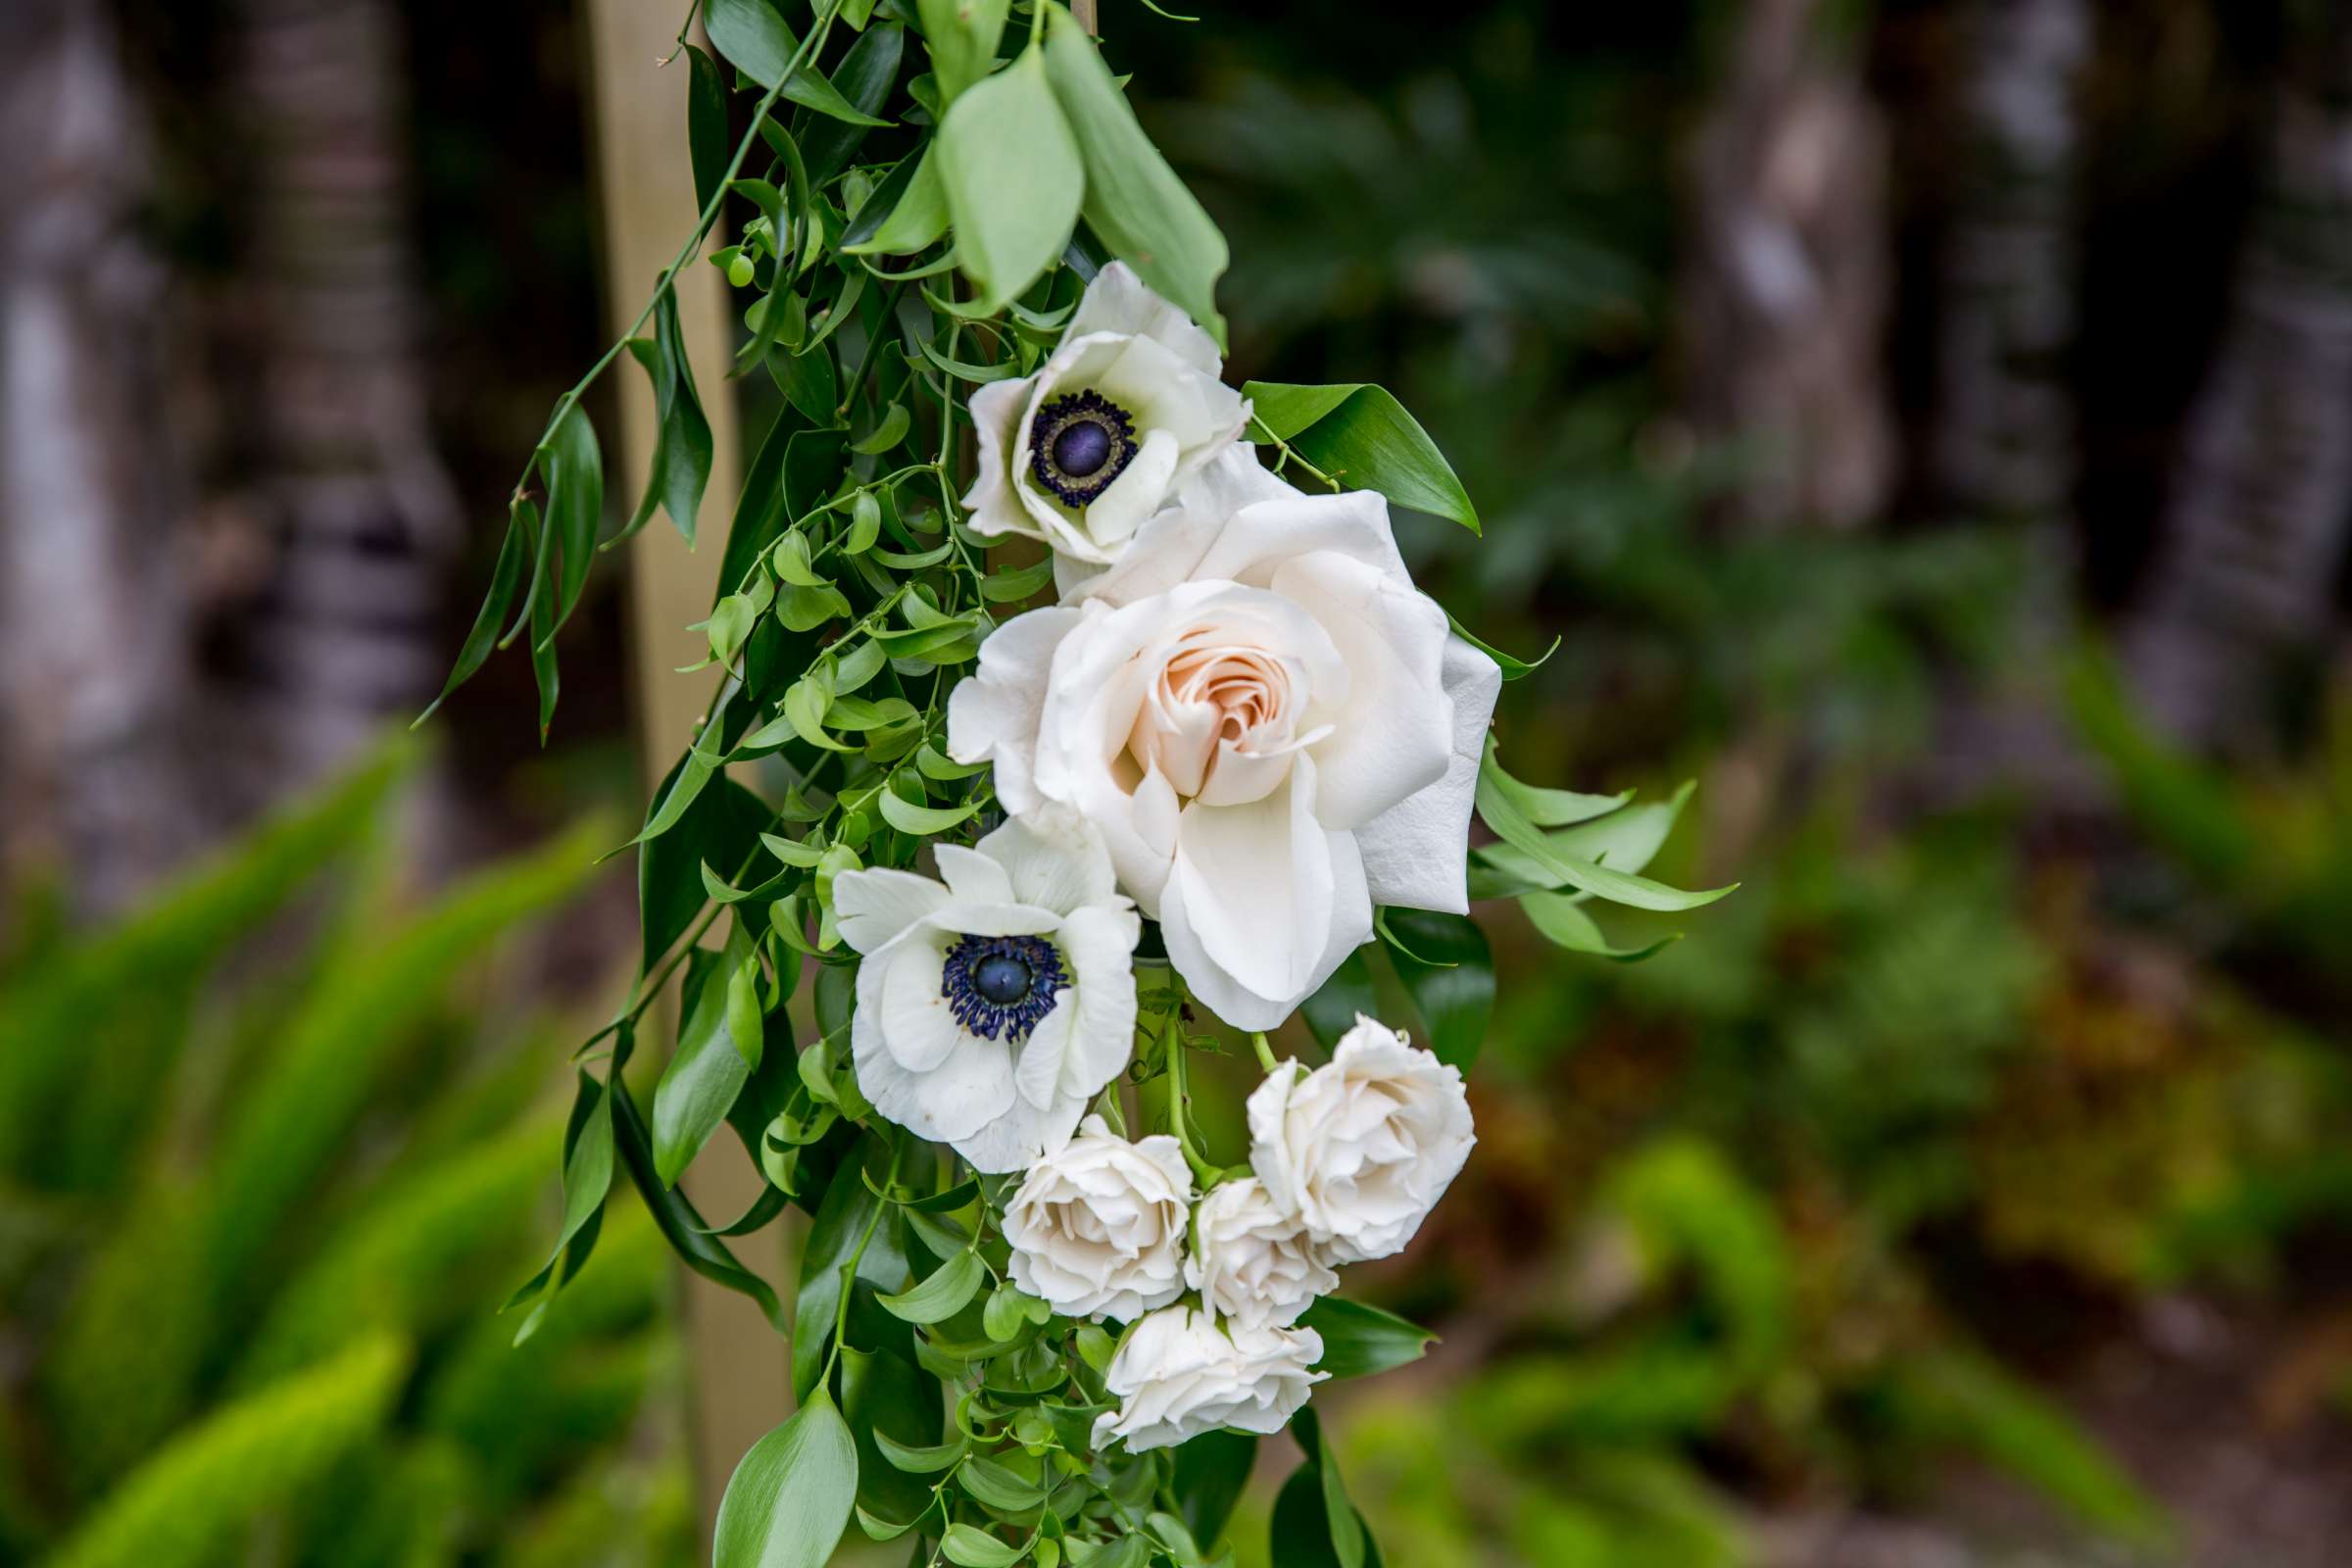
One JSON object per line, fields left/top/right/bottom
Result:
{"left": 423, "top": 1, "right": 1736, "bottom": 1564}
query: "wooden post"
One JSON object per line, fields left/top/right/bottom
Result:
{"left": 579, "top": 0, "right": 779, "bottom": 1543}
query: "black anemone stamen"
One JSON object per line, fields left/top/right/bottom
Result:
{"left": 1029, "top": 389, "right": 1139, "bottom": 508}
{"left": 941, "top": 932, "right": 1067, "bottom": 1044}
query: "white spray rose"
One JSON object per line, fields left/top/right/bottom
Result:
{"left": 832, "top": 808, "right": 1140, "bottom": 1174}
{"left": 963, "top": 262, "right": 1250, "bottom": 574}
{"left": 948, "top": 449, "right": 1501, "bottom": 1029}
{"left": 1249, "top": 1014, "right": 1475, "bottom": 1263}
{"left": 1185, "top": 1175, "right": 1339, "bottom": 1329}
{"left": 1002, "top": 1115, "right": 1192, "bottom": 1321}
{"left": 1090, "top": 1304, "right": 1326, "bottom": 1454}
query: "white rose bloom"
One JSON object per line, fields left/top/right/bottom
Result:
{"left": 1249, "top": 1015, "right": 1475, "bottom": 1263}
{"left": 962, "top": 262, "right": 1250, "bottom": 575}
{"left": 1002, "top": 1115, "right": 1193, "bottom": 1321}
{"left": 1185, "top": 1176, "right": 1339, "bottom": 1329}
{"left": 832, "top": 808, "right": 1140, "bottom": 1174}
{"left": 1091, "top": 1304, "right": 1326, "bottom": 1454}
{"left": 947, "top": 449, "right": 1502, "bottom": 1028}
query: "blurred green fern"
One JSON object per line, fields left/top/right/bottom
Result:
{"left": 0, "top": 741, "right": 693, "bottom": 1568}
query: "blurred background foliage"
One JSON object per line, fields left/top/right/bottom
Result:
{"left": 9, "top": 0, "right": 2352, "bottom": 1563}
{"left": 0, "top": 746, "right": 693, "bottom": 1568}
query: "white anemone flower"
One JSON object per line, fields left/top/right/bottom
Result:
{"left": 962, "top": 262, "right": 1250, "bottom": 577}
{"left": 832, "top": 808, "right": 1141, "bottom": 1173}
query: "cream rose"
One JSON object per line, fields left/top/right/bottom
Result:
{"left": 832, "top": 809, "right": 1140, "bottom": 1174}
{"left": 1003, "top": 1116, "right": 1192, "bottom": 1321}
{"left": 962, "top": 262, "right": 1250, "bottom": 572}
{"left": 947, "top": 449, "right": 1502, "bottom": 1028}
{"left": 1249, "top": 1015, "right": 1475, "bottom": 1263}
{"left": 1090, "top": 1304, "right": 1326, "bottom": 1454}
{"left": 1185, "top": 1175, "right": 1338, "bottom": 1329}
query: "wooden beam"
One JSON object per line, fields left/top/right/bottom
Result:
{"left": 579, "top": 0, "right": 779, "bottom": 1542}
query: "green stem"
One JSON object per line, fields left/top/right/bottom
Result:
{"left": 1162, "top": 1017, "right": 1219, "bottom": 1186}
{"left": 1251, "top": 1031, "right": 1278, "bottom": 1074}
{"left": 499, "top": 7, "right": 842, "bottom": 650}
{"left": 821, "top": 1138, "right": 906, "bottom": 1389}
{"left": 1248, "top": 414, "right": 1342, "bottom": 493}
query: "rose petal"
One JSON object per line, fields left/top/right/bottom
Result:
{"left": 1353, "top": 635, "right": 1501, "bottom": 914}
{"left": 947, "top": 605, "right": 1083, "bottom": 814}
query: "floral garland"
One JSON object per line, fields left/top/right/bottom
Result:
{"left": 434, "top": 3, "right": 1731, "bottom": 1564}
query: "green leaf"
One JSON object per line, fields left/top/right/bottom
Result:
{"left": 916, "top": 0, "right": 1010, "bottom": 104}
{"left": 688, "top": 43, "right": 732, "bottom": 219}
{"left": 519, "top": 1068, "right": 614, "bottom": 1294}
{"left": 1299, "top": 946, "right": 1377, "bottom": 1053}
{"left": 803, "top": 24, "right": 904, "bottom": 184}
{"left": 1475, "top": 753, "right": 1734, "bottom": 914}
{"left": 874, "top": 1430, "right": 966, "bottom": 1473}
{"left": 847, "top": 146, "right": 951, "bottom": 256}
{"left": 878, "top": 1249, "right": 984, "bottom": 1324}
{"left": 1267, "top": 1459, "right": 1383, "bottom": 1568}
{"left": 1518, "top": 892, "right": 1679, "bottom": 962}
{"left": 877, "top": 788, "right": 982, "bottom": 836}
{"left": 1446, "top": 614, "right": 1558, "bottom": 683}
{"left": 638, "top": 747, "right": 765, "bottom": 963}
{"left": 617, "top": 286, "right": 715, "bottom": 547}
{"left": 1378, "top": 909, "right": 1492, "bottom": 1071}
{"left": 712, "top": 1391, "right": 860, "bottom": 1568}
{"left": 1548, "top": 782, "right": 1693, "bottom": 874}
{"left": 938, "top": 47, "right": 1083, "bottom": 312}
{"left": 1169, "top": 1430, "right": 1256, "bottom": 1549}
{"left": 842, "top": 1340, "right": 946, "bottom": 1526}
{"left": 416, "top": 498, "right": 529, "bottom": 724}
{"left": 653, "top": 928, "right": 760, "bottom": 1186}
{"left": 1300, "top": 1409, "right": 1366, "bottom": 1568}
{"left": 980, "top": 559, "right": 1054, "bottom": 602}
{"left": 1479, "top": 759, "right": 1631, "bottom": 828}
{"left": 958, "top": 1452, "right": 1050, "bottom": 1511}
{"left": 709, "top": 0, "right": 887, "bottom": 128}
{"left": 770, "top": 332, "right": 838, "bottom": 427}
{"left": 1044, "top": 5, "right": 1229, "bottom": 343}
{"left": 612, "top": 1079, "right": 787, "bottom": 1327}
{"left": 794, "top": 1136, "right": 886, "bottom": 1400}
{"left": 942, "top": 1523, "right": 1026, "bottom": 1567}
{"left": 527, "top": 505, "right": 561, "bottom": 738}
{"left": 1245, "top": 382, "right": 1476, "bottom": 533}
{"left": 706, "top": 0, "right": 802, "bottom": 88}
{"left": 1298, "top": 1297, "right": 1436, "bottom": 1380}
{"left": 538, "top": 401, "right": 606, "bottom": 639}
{"left": 915, "top": 333, "right": 1019, "bottom": 383}
{"left": 852, "top": 403, "right": 911, "bottom": 455}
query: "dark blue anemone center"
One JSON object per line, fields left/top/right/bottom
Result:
{"left": 1052, "top": 419, "right": 1114, "bottom": 478}
{"left": 942, "top": 933, "right": 1066, "bottom": 1043}
{"left": 1029, "top": 389, "right": 1139, "bottom": 509}
{"left": 972, "top": 952, "right": 1033, "bottom": 1005}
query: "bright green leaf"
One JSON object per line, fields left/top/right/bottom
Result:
{"left": 1246, "top": 382, "right": 1476, "bottom": 533}
{"left": 712, "top": 1391, "right": 860, "bottom": 1568}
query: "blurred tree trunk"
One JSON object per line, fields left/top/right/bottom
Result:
{"left": 0, "top": 1, "right": 199, "bottom": 918}
{"left": 2123, "top": 11, "right": 2352, "bottom": 752}
{"left": 1683, "top": 0, "right": 1895, "bottom": 531}
{"left": 230, "top": 0, "right": 460, "bottom": 791}
{"left": 1927, "top": 0, "right": 2096, "bottom": 798}
{"left": 1932, "top": 0, "right": 2090, "bottom": 526}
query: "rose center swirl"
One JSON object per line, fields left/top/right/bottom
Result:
{"left": 941, "top": 932, "right": 1067, "bottom": 1043}
{"left": 1029, "top": 389, "right": 1140, "bottom": 507}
